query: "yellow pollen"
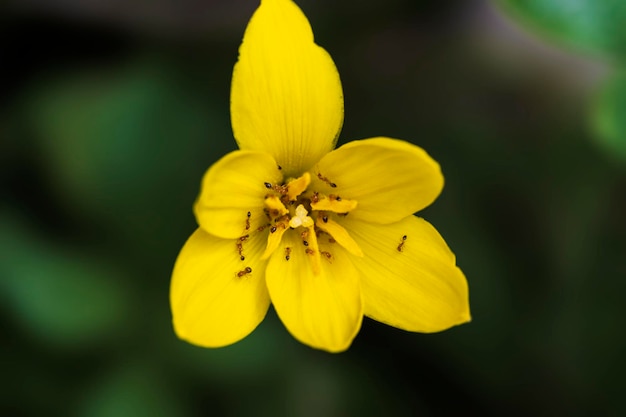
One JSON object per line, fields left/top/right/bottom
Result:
{"left": 289, "top": 204, "right": 314, "bottom": 229}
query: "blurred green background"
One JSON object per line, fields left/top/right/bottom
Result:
{"left": 2, "top": 0, "right": 626, "bottom": 415}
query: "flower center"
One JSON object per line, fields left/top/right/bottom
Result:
{"left": 260, "top": 172, "right": 363, "bottom": 274}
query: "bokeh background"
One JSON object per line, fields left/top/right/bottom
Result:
{"left": 2, "top": 0, "right": 626, "bottom": 415}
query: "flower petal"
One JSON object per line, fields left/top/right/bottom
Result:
{"left": 231, "top": 0, "right": 344, "bottom": 177}
{"left": 341, "top": 215, "right": 470, "bottom": 333}
{"left": 311, "top": 138, "right": 444, "bottom": 224}
{"left": 194, "top": 150, "right": 282, "bottom": 239}
{"left": 171, "top": 228, "right": 270, "bottom": 347}
{"left": 265, "top": 230, "right": 362, "bottom": 352}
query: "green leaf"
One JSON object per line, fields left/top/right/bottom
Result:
{"left": 23, "top": 60, "right": 230, "bottom": 243}
{"left": 77, "top": 364, "right": 187, "bottom": 417}
{"left": 497, "top": 0, "right": 626, "bottom": 61}
{"left": 0, "top": 213, "right": 130, "bottom": 347}
{"left": 165, "top": 311, "right": 291, "bottom": 382}
{"left": 591, "top": 72, "right": 626, "bottom": 162}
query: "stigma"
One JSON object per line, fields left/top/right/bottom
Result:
{"left": 289, "top": 205, "right": 314, "bottom": 228}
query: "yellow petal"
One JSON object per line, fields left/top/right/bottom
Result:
{"left": 171, "top": 228, "right": 270, "bottom": 347}
{"left": 194, "top": 150, "right": 282, "bottom": 239}
{"left": 341, "top": 215, "right": 470, "bottom": 333}
{"left": 311, "top": 138, "right": 444, "bottom": 224}
{"left": 265, "top": 230, "right": 362, "bottom": 352}
{"left": 231, "top": 0, "right": 344, "bottom": 177}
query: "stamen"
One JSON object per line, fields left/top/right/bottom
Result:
{"left": 315, "top": 218, "right": 363, "bottom": 257}
{"left": 264, "top": 195, "right": 289, "bottom": 219}
{"left": 286, "top": 172, "right": 311, "bottom": 201}
{"left": 304, "top": 225, "right": 321, "bottom": 275}
{"left": 261, "top": 219, "right": 289, "bottom": 259}
{"left": 311, "top": 195, "right": 357, "bottom": 213}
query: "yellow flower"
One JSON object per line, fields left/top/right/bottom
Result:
{"left": 170, "top": 0, "right": 470, "bottom": 353}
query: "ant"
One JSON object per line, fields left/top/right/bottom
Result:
{"left": 237, "top": 267, "right": 252, "bottom": 278}
{"left": 317, "top": 172, "right": 337, "bottom": 188}
{"left": 397, "top": 235, "right": 407, "bottom": 252}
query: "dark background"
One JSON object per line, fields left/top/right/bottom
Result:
{"left": 2, "top": 0, "right": 625, "bottom": 416}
